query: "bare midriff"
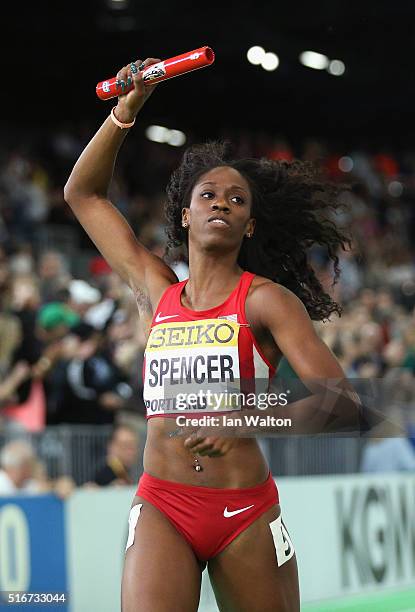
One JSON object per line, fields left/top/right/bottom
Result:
{"left": 143, "top": 418, "right": 269, "bottom": 488}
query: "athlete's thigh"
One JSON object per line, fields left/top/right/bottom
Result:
{"left": 207, "top": 504, "right": 299, "bottom": 612}
{"left": 122, "top": 496, "right": 202, "bottom": 612}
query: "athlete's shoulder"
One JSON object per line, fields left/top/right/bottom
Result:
{"left": 247, "top": 275, "right": 308, "bottom": 323}
{"left": 249, "top": 275, "right": 299, "bottom": 302}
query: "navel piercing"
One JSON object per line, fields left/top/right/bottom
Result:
{"left": 193, "top": 456, "right": 203, "bottom": 472}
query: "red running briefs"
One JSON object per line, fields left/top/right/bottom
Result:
{"left": 136, "top": 471, "right": 279, "bottom": 561}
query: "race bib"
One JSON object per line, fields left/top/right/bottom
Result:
{"left": 144, "top": 318, "right": 241, "bottom": 415}
{"left": 269, "top": 515, "right": 295, "bottom": 567}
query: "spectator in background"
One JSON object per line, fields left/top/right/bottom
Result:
{"left": 0, "top": 362, "right": 30, "bottom": 408}
{"left": 0, "top": 254, "right": 23, "bottom": 381}
{"left": 402, "top": 325, "right": 415, "bottom": 373}
{"left": 8, "top": 293, "right": 77, "bottom": 408}
{"left": 0, "top": 439, "right": 39, "bottom": 494}
{"left": 37, "top": 301, "right": 80, "bottom": 340}
{"left": 7, "top": 274, "right": 48, "bottom": 403}
{"left": 84, "top": 272, "right": 121, "bottom": 331}
{"left": 360, "top": 410, "right": 415, "bottom": 473}
{"left": 361, "top": 437, "right": 415, "bottom": 472}
{"left": 0, "top": 439, "right": 77, "bottom": 497}
{"left": 0, "top": 153, "right": 48, "bottom": 243}
{"left": 56, "top": 322, "right": 133, "bottom": 424}
{"left": 93, "top": 424, "right": 139, "bottom": 486}
{"left": 67, "top": 279, "right": 101, "bottom": 318}
{"left": 37, "top": 250, "right": 71, "bottom": 302}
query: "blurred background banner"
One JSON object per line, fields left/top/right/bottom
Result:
{"left": 279, "top": 474, "right": 415, "bottom": 600}
{"left": 0, "top": 496, "right": 67, "bottom": 611}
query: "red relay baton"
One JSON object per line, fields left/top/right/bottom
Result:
{"left": 96, "top": 46, "right": 215, "bottom": 100}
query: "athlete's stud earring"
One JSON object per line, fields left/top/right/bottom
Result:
{"left": 246, "top": 232, "right": 252, "bottom": 238}
{"left": 182, "top": 222, "right": 189, "bottom": 228}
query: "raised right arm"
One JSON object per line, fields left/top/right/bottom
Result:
{"left": 64, "top": 58, "right": 177, "bottom": 308}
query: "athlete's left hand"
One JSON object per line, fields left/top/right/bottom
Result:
{"left": 184, "top": 432, "right": 237, "bottom": 457}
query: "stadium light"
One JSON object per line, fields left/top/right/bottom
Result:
{"left": 247, "top": 46, "right": 266, "bottom": 65}
{"left": 166, "top": 129, "right": 186, "bottom": 147}
{"left": 145, "top": 125, "right": 186, "bottom": 147}
{"left": 261, "top": 52, "right": 279, "bottom": 72}
{"left": 338, "top": 156, "right": 353, "bottom": 172}
{"left": 145, "top": 125, "right": 169, "bottom": 143}
{"left": 402, "top": 280, "right": 415, "bottom": 296}
{"left": 328, "top": 60, "right": 346, "bottom": 76}
{"left": 107, "top": 0, "right": 129, "bottom": 8}
{"left": 388, "top": 181, "right": 403, "bottom": 198}
{"left": 299, "top": 51, "right": 329, "bottom": 70}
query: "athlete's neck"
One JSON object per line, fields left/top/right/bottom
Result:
{"left": 184, "top": 253, "right": 243, "bottom": 311}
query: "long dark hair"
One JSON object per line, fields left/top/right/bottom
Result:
{"left": 165, "top": 141, "right": 350, "bottom": 320}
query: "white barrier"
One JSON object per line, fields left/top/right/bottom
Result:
{"left": 278, "top": 473, "right": 415, "bottom": 602}
{"left": 66, "top": 473, "right": 415, "bottom": 611}
{"left": 66, "top": 488, "right": 132, "bottom": 612}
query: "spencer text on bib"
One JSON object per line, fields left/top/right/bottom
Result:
{"left": 144, "top": 318, "right": 241, "bottom": 415}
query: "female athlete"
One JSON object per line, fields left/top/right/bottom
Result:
{"left": 65, "top": 58, "right": 356, "bottom": 612}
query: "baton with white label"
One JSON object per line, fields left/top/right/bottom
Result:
{"left": 96, "top": 46, "right": 215, "bottom": 100}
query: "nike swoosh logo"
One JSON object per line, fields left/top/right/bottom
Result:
{"left": 155, "top": 313, "right": 179, "bottom": 322}
{"left": 223, "top": 504, "right": 255, "bottom": 518}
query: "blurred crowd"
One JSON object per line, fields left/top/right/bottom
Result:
{"left": 0, "top": 423, "right": 140, "bottom": 496}
{"left": 1, "top": 124, "right": 415, "bottom": 490}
